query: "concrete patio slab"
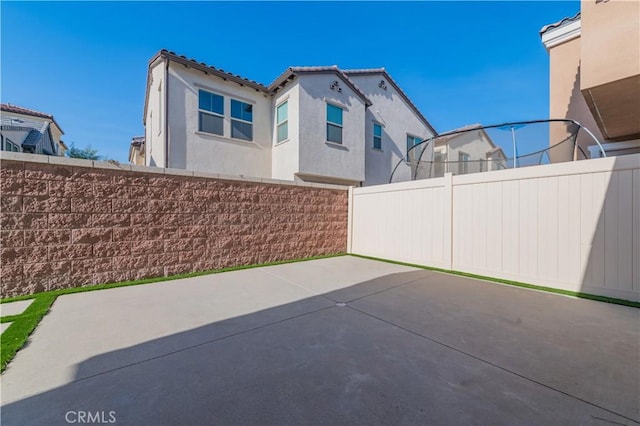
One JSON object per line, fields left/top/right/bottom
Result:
{"left": 1, "top": 256, "right": 638, "bottom": 425}
{"left": 349, "top": 271, "right": 640, "bottom": 422}
{"left": 260, "top": 255, "right": 421, "bottom": 297}
{"left": 0, "top": 256, "right": 417, "bottom": 405}
{"left": 0, "top": 300, "right": 33, "bottom": 317}
{"left": 1, "top": 322, "right": 11, "bottom": 334}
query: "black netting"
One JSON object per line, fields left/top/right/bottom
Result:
{"left": 390, "top": 120, "right": 600, "bottom": 183}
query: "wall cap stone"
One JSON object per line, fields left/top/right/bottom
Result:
{"left": 1, "top": 151, "right": 49, "bottom": 164}
{"left": 0, "top": 152, "right": 350, "bottom": 191}
{"left": 93, "top": 161, "right": 132, "bottom": 172}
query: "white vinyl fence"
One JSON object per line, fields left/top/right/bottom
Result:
{"left": 349, "top": 154, "right": 640, "bottom": 302}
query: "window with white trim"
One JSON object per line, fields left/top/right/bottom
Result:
{"left": 3, "top": 137, "right": 20, "bottom": 152}
{"left": 459, "top": 151, "right": 470, "bottom": 174}
{"left": 326, "top": 103, "right": 343, "bottom": 144}
{"left": 276, "top": 101, "right": 288, "bottom": 143}
{"left": 373, "top": 123, "right": 382, "bottom": 150}
{"left": 231, "top": 99, "right": 253, "bottom": 141}
{"left": 198, "top": 90, "right": 224, "bottom": 136}
{"left": 406, "top": 134, "right": 422, "bottom": 162}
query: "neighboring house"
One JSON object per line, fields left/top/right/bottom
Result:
{"left": 540, "top": 0, "right": 640, "bottom": 160}
{"left": 58, "top": 140, "right": 68, "bottom": 157}
{"left": 0, "top": 103, "right": 65, "bottom": 156}
{"left": 128, "top": 136, "right": 145, "bottom": 165}
{"left": 424, "top": 124, "right": 507, "bottom": 178}
{"left": 142, "top": 50, "right": 436, "bottom": 186}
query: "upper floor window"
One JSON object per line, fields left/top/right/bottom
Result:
{"left": 326, "top": 103, "right": 343, "bottom": 144}
{"left": 373, "top": 123, "right": 382, "bottom": 150}
{"left": 459, "top": 151, "right": 470, "bottom": 174}
{"left": 406, "top": 134, "right": 422, "bottom": 162}
{"left": 276, "top": 101, "right": 288, "bottom": 143}
{"left": 198, "top": 90, "right": 224, "bottom": 136}
{"left": 231, "top": 99, "right": 253, "bottom": 141}
{"left": 3, "top": 137, "right": 20, "bottom": 152}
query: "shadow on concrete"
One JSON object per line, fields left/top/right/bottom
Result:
{"left": 1, "top": 269, "right": 638, "bottom": 425}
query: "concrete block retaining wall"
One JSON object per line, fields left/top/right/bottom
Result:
{"left": 0, "top": 153, "right": 348, "bottom": 297}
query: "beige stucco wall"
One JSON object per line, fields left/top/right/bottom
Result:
{"left": 580, "top": 0, "right": 640, "bottom": 89}
{"left": 129, "top": 146, "right": 145, "bottom": 166}
{"left": 548, "top": 36, "right": 604, "bottom": 160}
{"left": 271, "top": 83, "right": 300, "bottom": 182}
{"left": 580, "top": 0, "right": 640, "bottom": 141}
{"left": 145, "top": 61, "right": 166, "bottom": 168}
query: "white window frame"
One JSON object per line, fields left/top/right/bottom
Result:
{"left": 406, "top": 134, "right": 422, "bottom": 162}
{"left": 4, "top": 137, "right": 20, "bottom": 152}
{"left": 459, "top": 151, "right": 470, "bottom": 174}
{"left": 198, "top": 89, "right": 225, "bottom": 136}
{"left": 326, "top": 102, "right": 344, "bottom": 144}
{"left": 276, "top": 100, "right": 288, "bottom": 144}
{"left": 230, "top": 98, "right": 254, "bottom": 142}
{"left": 372, "top": 122, "right": 383, "bottom": 150}
{"left": 434, "top": 150, "right": 446, "bottom": 177}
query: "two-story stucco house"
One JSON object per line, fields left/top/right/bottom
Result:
{"left": 0, "top": 104, "right": 67, "bottom": 156}
{"left": 430, "top": 124, "right": 507, "bottom": 177}
{"left": 142, "top": 50, "right": 437, "bottom": 186}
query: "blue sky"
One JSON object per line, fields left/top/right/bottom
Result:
{"left": 1, "top": 1, "right": 578, "bottom": 162}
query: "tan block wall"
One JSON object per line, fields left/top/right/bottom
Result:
{"left": 0, "top": 157, "right": 348, "bottom": 297}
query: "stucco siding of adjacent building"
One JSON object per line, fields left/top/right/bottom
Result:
{"left": 271, "top": 83, "right": 300, "bottom": 181}
{"left": 580, "top": 0, "right": 640, "bottom": 91}
{"left": 1, "top": 108, "right": 65, "bottom": 156}
{"left": 580, "top": 0, "right": 640, "bottom": 142}
{"left": 348, "top": 74, "right": 435, "bottom": 186}
{"left": 297, "top": 74, "right": 366, "bottom": 184}
{"left": 543, "top": 2, "right": 640, "bottom": 153}
{"left": 548, "top": 36, "right": 605, "bottom": 161}
{"left": 166, "top": 64, "right": 272, "bottom": 177}
{"left": 442, "top": 131, "right": 499, "bottom": 175}
{"left": 145, "top": 61, "right": 166, "bottom": 168}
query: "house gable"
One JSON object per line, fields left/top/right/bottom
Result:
{"left": 344, "top": 69, "right": 437, "bottom": 136}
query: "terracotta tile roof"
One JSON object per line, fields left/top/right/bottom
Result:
{"left": 539, "top": 12, "right": 580, "bottom": 35}
{"left": 131, "top": 136, "right": 145, "bottom": 147}
{"left": 341, "top": 68, "right": 386, "bottom": 74}
{"left": 154, "top": 50, "right": 268, "bottom": 92}
{"left": 145, "top": 50, "right": 442, "bottom": 128}
{"left": 1, "top": 103, "right": 64, "bottom": 134}
{"left": 1, "top": 103, "right": 53, "bottom": 120}
{"left": 268, "top": 65, "right": 372, "bottom": 106}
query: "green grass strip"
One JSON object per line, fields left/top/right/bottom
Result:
{"left": 350, "top": 254, "right": 640, "bottom": 308}
{"left": 0, "top": 253, "right": 346, "bottom": 372}
{"left": 1, "top": 294, "right": 56, "bottom": 372}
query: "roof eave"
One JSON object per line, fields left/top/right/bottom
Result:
{"left": 161, "top": 51, "right": 268, "bottom": 92}
{"left": 346, "top": 69, "right": 437, "bottom": 135}
{"left": 271, "top": 68, "right": 372, "bottom": 106}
